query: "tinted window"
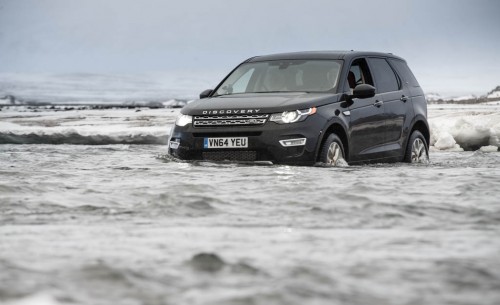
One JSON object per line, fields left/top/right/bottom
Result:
{"left": 388, "top": 59, "right": 420, "bottom": 87}
{"left": 368, "top": 58, "right": 400, "bottom": 93}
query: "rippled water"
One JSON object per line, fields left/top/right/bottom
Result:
{"left": 1, "top": 145, "right": 500, "bottom": 305}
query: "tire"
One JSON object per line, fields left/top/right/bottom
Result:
{"left": 319, "top": 133, "right": 346, "bottom": 165}
{"left": 404, "top": 130, "right": 429, "bottom": 163}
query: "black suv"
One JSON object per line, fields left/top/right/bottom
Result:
{"left": 168, "top": 51, "right": 429, "bottom": 165}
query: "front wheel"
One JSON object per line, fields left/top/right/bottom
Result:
{"left": 404, "top": 130, "right": 429, "bottom": 163}
{"left": 319, "top": 133, "right": 346, "bottom": 166}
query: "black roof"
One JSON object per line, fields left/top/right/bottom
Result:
{"left": 247, "top": 51, "right": 405, "bottom": 62}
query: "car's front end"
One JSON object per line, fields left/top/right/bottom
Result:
{"left": 167, "top": 56, "right": 344, "bottom": 164}
{"left": 168, "top": 93, "right": 343, "bottom": 165}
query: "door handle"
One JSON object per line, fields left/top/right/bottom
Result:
{"left": 401, "top": 95, "right": 408, "bottom": 102}
{"left": 373, "top": 100, "right": 383, "bottom": 107}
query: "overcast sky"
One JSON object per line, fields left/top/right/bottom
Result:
{"left": 1, "top": 0, "right": 499, "bottom": 95}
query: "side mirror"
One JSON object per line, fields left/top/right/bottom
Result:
{"left": 199, "top": 89, "right": 213, "bottom": 99}
{"left": 352, "top": 84, "right": 376, "bottom": 99}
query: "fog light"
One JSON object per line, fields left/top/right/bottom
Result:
{"left": 279, "top": 138, "right": 307, "bottom": 147}
{"left": 169, "top": 140, "right": 180, "bottom": 149}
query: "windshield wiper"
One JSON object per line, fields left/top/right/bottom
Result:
{"left": 252, "top": 91, "right": 310, "bottom": 94}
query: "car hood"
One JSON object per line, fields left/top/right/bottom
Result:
{"left": 181, "top": 92, "right": 341, "bottom": 115}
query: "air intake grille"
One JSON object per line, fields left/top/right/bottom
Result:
{"left": 202, "top": 151, "right": 257, "bottom": 161}
{"left": 194, "top": 114, "right": 269, "bottom": 127}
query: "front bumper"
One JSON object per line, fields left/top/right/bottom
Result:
{"left": 168, "top": 118, "right": 325, "bottom": 165}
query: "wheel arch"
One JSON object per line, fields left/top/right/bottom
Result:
{"left": 408, "top": 117, "right": 430, "bottom": 148}
{"left": 316, "top": 121, "right": 349, "bottom": 162}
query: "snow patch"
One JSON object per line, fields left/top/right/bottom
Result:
{"left": 431, "top": 130, "right": 463, "bottom": 151}
{"left": 428, "top": 104, "right": 500, "bottom": 151}
{"left": 479, "top": 145, "right": 498, "bottom": 152}
{"left": 487, "top": 91, "right": 500, "bottom": 99}
{"left": 451, "top": 95, "right": 477, "bottom": 102}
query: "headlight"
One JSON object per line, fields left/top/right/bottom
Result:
{"left": 270, "top": 107, "right": 316, "bottom": 124}
{"left": 175, "top": 114, "right": 192, "bottom": 127}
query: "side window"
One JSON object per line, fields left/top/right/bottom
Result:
{"left": 346, "top": 58, "right": 374, "bottom": 90}
{"left": 388, "top": 59, "right": 420, "bottom": 87}
{"left": 368, "top": 58, "right": 400, "bottom": 93}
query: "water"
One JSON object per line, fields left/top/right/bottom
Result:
{"left": 1, "top": 144, "right": 499, "bottom": 305}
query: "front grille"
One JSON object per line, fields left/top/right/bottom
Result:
{"left": 202, "top": 151, "right": 257, "bottom": 161}
{"left": 193, "top": 114, "right": 269, "bottom": 127}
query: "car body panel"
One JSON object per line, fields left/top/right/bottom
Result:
{"left": 181, "top": 93, "right": 340, "bottom": 115}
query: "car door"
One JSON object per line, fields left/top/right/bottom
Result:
{"left": 346, "top": 58, "right": 387, "bottom": 162}
{"left": 367, "top": 57, "right": 410, "bottom": 158}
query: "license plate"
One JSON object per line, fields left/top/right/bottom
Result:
{"left": 204, "top": 137, "right": 248, "bottom": 149}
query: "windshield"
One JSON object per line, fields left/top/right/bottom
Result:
{"left": 214, "top": 60, "right": 342, "bottom": 96}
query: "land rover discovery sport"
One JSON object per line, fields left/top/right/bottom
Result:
{"left": 168, "top": 51, "right": 429, "bottom": 165}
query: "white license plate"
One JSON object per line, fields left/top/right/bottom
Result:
{"left": 204, "top": 137, "right": 248, "bottom": 149}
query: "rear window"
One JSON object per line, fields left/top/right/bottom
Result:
{"left": 388, "top": 59, "right": 420, "bottom": 87}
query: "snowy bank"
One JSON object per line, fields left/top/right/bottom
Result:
{"left": 0, "top": 104, "right": 499, "bottom": 151}
{"left": 428, "top": 104, "right": 500, "bottom": 151}
{"left": 0, "top": 107, "right": 179, "bottom": 145}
